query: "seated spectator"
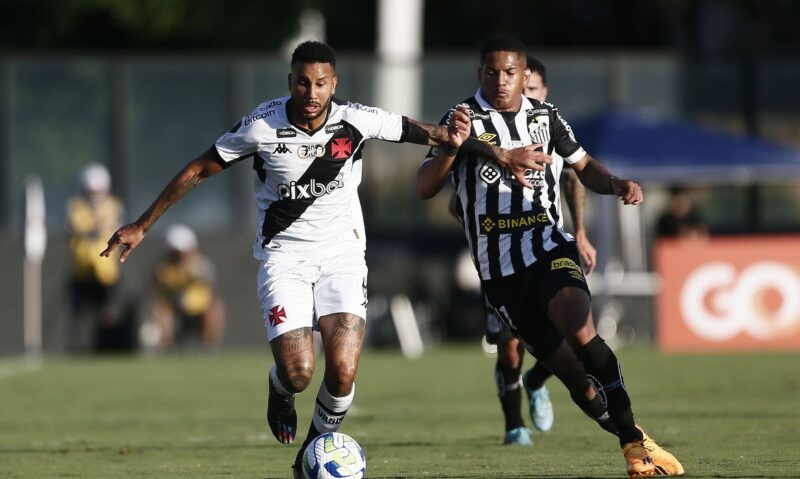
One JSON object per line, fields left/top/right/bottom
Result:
{"left": 66, "top": 163, "right": 124, "bottom": 351}
{"left": 656, "top": 186, "right": 709, "bottom": 239}
{"left": 152, "top": 224, "right": 225, "bottom": 350}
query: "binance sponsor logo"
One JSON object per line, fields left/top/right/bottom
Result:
{"left": 477, "top": 132, "right": 498, "bottom": 144}
{"left": 551, "top": 257, "right": 586, "bottom": 282}
{"left": 479, "top": 211, "right": 549, "bottom": 234}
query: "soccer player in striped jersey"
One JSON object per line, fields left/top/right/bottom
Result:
{"left": 101, "top": 41, "right": 543, "bottom": 479}
{"left": 479, "top": 55, "right": 600, "bottom": 446}
{"left": 417, "top": 36, "right": 683, "bottom": 476}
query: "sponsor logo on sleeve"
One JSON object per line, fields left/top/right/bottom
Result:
{"left": 244, "top": 100, "right": 283, "bottom": 126}
{"left": 347, "top": 102, "right": 380, "bottom": 114}
{"left": 243, "top": 109, "right": 275, "bottom": 126}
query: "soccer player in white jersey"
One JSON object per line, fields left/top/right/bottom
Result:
{"left": 417, "top": 36, "right": 684, "bottom": 477}
{"left": 101, "top": 41, "right": 543, "bottom": 478}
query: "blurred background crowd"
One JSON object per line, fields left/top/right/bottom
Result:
{"left": 2, "top": 0, "right": 799, "bottom": 356}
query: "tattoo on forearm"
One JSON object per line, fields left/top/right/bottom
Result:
{"left": 460, "top": 137, "right": 502, "bottom": 161}
{"left": 143, "top": 173, "right": 203, "bottom": 228}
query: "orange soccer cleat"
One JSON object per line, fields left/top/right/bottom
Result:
{"left": 637, "top": 426, "right": 685, "bottom": 476}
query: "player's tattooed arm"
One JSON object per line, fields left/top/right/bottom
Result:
{"left": 416, "top": 106, "right": 473, "bottom": 199}
{"left": 100, "top": 146, "right": 225, "bottom": 263}
{"left": 571, "top": 154, "right": 643, "bottom": 205}
{"left": 404, "top": 118, "right": 449, "bottom": 146}
{"left": 563, "top": 171, "right": 597, "bottom": 274}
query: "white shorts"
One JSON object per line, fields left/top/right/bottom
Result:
{"left": 257, "top": 249, "right": 368, "bottom": 341}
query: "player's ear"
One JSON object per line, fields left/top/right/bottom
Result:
{"left": 287, "top": 73, "right": 292, "bottom": 92}
{"left": 331, "top": 75, "right": 337, "bottom": 95}
{"left": 523, "top": 69, "right": 531, "bottom": 87}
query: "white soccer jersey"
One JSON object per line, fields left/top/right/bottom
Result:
{"left": 214, "top": 97, "right": 406, "bottom": 260}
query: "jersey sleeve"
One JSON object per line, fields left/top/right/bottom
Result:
{"left": 550, "top": 106, "right": 587, "bottom": 165}
{"left": 343, "top": 102, "right": 405, "bottom": 142}
{"left": 214, "top": 111, "right": 263, "bottom": 167}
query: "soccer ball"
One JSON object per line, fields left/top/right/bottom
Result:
{"left": 302, "top": 432, "right": 366, "bottom": 479}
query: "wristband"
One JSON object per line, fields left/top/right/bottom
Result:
{"left": 609, "top": 175, "right": 619, "bottom": 193}
{"left": 441, "top": 144, "right": 459, "bottom": 157}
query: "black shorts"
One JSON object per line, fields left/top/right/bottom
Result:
{"left": 483, "top": 290, "right": 515, "bottom": 345}
{"left": 481, "top": 242, "right": 591, "bottom": 360}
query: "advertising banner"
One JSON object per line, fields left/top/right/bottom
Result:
{"left": 655, "top": 236, "right": 800, "bottom": 352}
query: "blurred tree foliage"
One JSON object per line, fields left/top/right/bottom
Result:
{"left": 3, "top": 0, "right": 800, "bottom": 54}
{"left": 1, "top": 0, "right": 320, "bottom": 51}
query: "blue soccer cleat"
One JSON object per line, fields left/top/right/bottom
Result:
{"left": 503, "top": 426, "right": 533, "bottom": 446}
{"left": 526, "top": 385, "right": 554, "bottom": 432}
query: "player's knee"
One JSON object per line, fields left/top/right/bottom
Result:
{"left": 283, "top": 363, "right": 314, "bottom": 393}
{"left": 548, "top": 287, "right": 592, "bottom": 336}
{"left": 498, "top": 339, "right": 522, "bottom": 368}
{"left": 325, "top": 362, "right": 357, "bottom": 396}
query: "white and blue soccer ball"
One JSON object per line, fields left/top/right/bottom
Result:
{"left": 302, "top": 432, "right": 366, "bottom": 479}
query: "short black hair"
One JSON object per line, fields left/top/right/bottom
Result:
{"left": 480, "top": 35, "right": 527, "bottom": 65}
{"left": 291, "top": 41, "right": 336, "bottom": 68}
{"left": 526, "top": 55, "right": 547, "bottom": 85}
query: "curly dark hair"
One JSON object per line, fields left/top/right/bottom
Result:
{"left": 290, "top": 41, "right": 336, "bottom": 69}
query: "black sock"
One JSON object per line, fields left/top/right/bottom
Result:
{"left": 294, "top": 423, "right": 321, "bottom": 467}
{"left": 577, "top": 335, "right": 643, "bottom": 446}
{"left": 495, "top": 360, "right": 525, "bottom": 431}
{"left": 570, "top": 390, "right": 619, "bottom": 436}
{"left": 524, "top": 360, "right": 553, "bottom": 391}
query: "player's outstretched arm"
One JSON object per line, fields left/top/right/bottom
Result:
{"left": 563, "top": 172, "right": 597, "bottom": 274}
{"left": 571, "top": 154, "right": 643, "bottom": 205}
{"left": 100, "top": 147, "right": 224, "bottom": 263}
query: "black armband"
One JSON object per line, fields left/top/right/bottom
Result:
{"left": 402, "top": 116, "right": 433, "bottom": 145}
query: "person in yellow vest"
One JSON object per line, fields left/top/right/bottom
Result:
{"left": 152, "top": 224, "right": 225, "bottom": 350}
{"left": 66, "top": 163, "right": 124, "bottom": 351}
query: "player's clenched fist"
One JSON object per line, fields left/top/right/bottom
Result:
{"left": 100, "top": 222, "right": 146, "bottom": 263}
{"left": 447, "top": 105, "right": 472, "bottom": 148}
{"left": 610, "top": 176, "right": 644, "bottom": 205}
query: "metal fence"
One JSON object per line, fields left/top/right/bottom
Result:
{"left": 1, "top": 52, "right": 798, "bottom": 355}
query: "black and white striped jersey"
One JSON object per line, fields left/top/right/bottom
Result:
{"left": 214, "top": 97, "right": 406, "bottom": 260}
{"left": 428, "top": 89, "right": 587, "bottom": 281}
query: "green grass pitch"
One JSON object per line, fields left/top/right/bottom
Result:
{"left": 1, "top": 346, "right": 798, "bottom": 478}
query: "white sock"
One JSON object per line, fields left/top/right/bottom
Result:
{"left": 269, "top": 365, "right": 294, "bottom": 396}
{"left": 311, "top": 381, "right": 355, "bottom": 434}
